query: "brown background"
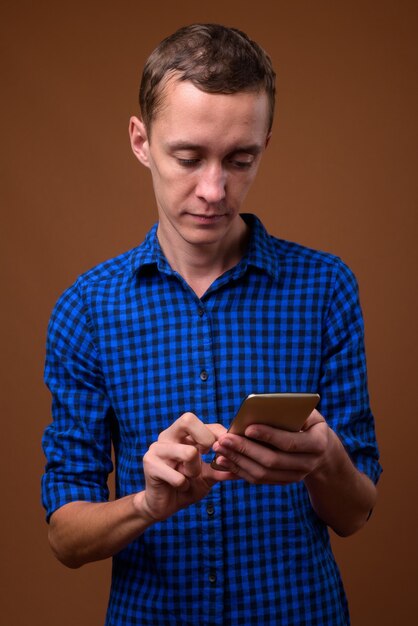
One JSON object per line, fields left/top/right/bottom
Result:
{"left": 1, "top": 1, "right": 417, "bottom": 624}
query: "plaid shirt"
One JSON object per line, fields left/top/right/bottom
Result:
{"left": 42, "top": 214, "right": 381, "bottom": 625}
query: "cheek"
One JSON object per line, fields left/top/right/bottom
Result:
{"left": 155, "top": 160, "right": 189, "bottom": 186}
{"left": 154, "top": 169, "right": 195, "bottom": 206}
{"left": 232, "top": 172, "right": 258, "bottom": 199}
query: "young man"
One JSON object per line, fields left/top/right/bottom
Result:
{"left": 42, "top": 24, "right": 381, "bottom": 625}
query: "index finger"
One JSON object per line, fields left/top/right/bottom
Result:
{"left": 244, "top": 414, "right": 328, "bottom": 455}
{"left": 158, "top": 412, "right": 216, "bottom": 453}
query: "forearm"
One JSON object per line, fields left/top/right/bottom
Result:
{"left": 304, "top": 429, "right": 377, "bottom": 536}
{"left": 47, "top": 417, "right": 232, "bottom": 569}
{"left": 48, "top": 492, "right": 154, "bottom": 568}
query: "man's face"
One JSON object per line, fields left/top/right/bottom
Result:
{"left": 130, "top": 78, "right": 270, "bottom": 250}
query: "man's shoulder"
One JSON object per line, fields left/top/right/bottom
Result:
{"left": 257, "top": 219, "right": 344, "bottom": 274}
{"left": 76, "top": 246, "right": 139, "bottom": 286}
{"left": 66, "top": 224, "right": 157, "bottom": 293}
{"left": 266, "top": 234, "right": 359, "bottom": 301}
{"left": 272, "top": 236, "right": 342, "bottom": 268}
{"left": 48, "top": 246, "right": 139, "bottom": 322}
{"left": 51, "top": 228, "right": 157, "bottom": 318}
{"left": 247, "top": 214, "right": 347, "bottom": 277}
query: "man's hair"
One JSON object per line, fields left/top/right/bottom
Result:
{"left": 139, "top": 23, "right": 276, "bottom": 135}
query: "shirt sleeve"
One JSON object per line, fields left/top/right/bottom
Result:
{"left": 41, "top": 280, "right": 114, "bottom": 521}
{"left": 318, "top": 258, "right": 382, "bottom": 484}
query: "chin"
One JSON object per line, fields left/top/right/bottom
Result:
{"left": 182, "top": 221, "right": 233, "bottom": 243}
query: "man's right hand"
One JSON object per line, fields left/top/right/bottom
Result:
{"left": 48, "top": 413, "right": 234, "bottom": 568}
{"left": 135, "top": 412, "right": 235, "bottom": 522}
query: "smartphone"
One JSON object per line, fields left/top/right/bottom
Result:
{"left": 211, "top": 392, "right": 320, "bottom": 470}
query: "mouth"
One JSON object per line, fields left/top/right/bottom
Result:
{"left": 186, "top": 213, "right": 227, "bottom": 224}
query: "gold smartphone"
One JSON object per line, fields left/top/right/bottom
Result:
{"left": 211, "top": 392, "right": 320, "bottom": 470}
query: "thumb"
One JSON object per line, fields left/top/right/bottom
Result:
{"left": 301, "top": 409, "right": 326, "bottom": 431}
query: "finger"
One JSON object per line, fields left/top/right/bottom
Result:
{"left": 210, "top": 451, "right": 307, "bottom": 485}
{"left": 301, "top": 409, "right": 326, "bottom": 430}
{"left": 146, "top": 441, "right": 202, "bottom": 478}
{"left": 202, "top": 459, "right": 239, "bottom": 482}
{"left": 158, "top": 412, "right": 216, "bottom": 452}
{"left": 244, "top": 419, "right": 328, "bottom": 455}
{"left": 214, "top": 436, "right": 315, "bottom": 473}
{"left": 144, "top": 452, "right": 190, "bottom": 490}
{"left": 185, "top": 424, "right": 228, "bottom": 454}
{"left": 182, "top": 423, "right": 227, "bottom": 450}
{"left": 205, "top": 423, "right": 228, "bottom": 439}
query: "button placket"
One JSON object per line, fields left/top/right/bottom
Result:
{"left": 192, "top": 297, "right": 223, "bottom": 617}
{"left": 206, "top": 503, "right": 215, "bottom": 516}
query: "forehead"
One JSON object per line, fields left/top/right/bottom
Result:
{"left": 151, "top": 78, "right": 270, "bottom": 149}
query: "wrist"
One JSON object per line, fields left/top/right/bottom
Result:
{"left": 131, "top": 491, "right": 158, "bottom": 527}
{"left": 305, "top": 427, "right": 347, "bottom": 484}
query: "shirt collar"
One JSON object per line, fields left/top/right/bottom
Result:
{"left": 130, "top": 214, "right": 279, "bottom": 280}
{"left": 238, "top": 213, "right": 279, "bottom": 280}
{"left": 129, "top": 223, "right": 170, "bottom": 276}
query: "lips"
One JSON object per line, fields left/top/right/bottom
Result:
{"left": 187, "top": 213, "right": 226, "bottom": 221}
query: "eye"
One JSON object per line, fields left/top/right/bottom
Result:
{"left": 231, "top": 159, "right": 253, "bottom": 169}
{"left": 228, "top": 153, "right": 256, "bottom": 169}
{"left": 177, "top": 158, "right": 199, "bottom": 167}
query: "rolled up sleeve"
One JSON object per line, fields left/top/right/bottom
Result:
{"left": 319, "top": 259, "right": 382, "bottom": 485}
{"left": 41, "top": 281, "right": 114, "bottom": 521}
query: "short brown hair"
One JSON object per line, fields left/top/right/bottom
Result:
{"left": 139, "top": 23, "right": 276, "bottom": 135}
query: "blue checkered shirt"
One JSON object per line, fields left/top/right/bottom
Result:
{"left": 42, "top": 214, "right": 381, "bottom": 625}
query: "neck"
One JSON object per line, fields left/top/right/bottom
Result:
{"left": 157, "top": 218, "right": 250, "bottom": 298}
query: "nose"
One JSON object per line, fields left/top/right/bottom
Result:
{"left": 195, "top": 163, "right": 226, "bottom": 204}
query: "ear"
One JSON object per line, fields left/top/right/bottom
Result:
{"left": 129, "top": 116, "right": 150, "bottom": 167}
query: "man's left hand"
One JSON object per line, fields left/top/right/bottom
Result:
{"left": 212, "top": 409, "right": 331, "bottom": 484}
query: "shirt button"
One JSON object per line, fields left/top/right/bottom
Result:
{"left": 206, "top": 503, "right": 215, "bottom": 516}
{"left": 197, "top": 307, "right": 204, "bottom": 317}
{"left": 200, "top": 370, "right": 208, "bottom": 381}
{"left": 209, "top": 572, "right": 217, "bottom": 584}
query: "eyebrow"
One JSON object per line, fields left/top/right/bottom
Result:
{"left": 165, "top": 141, "right": 264, "bottom": 155}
